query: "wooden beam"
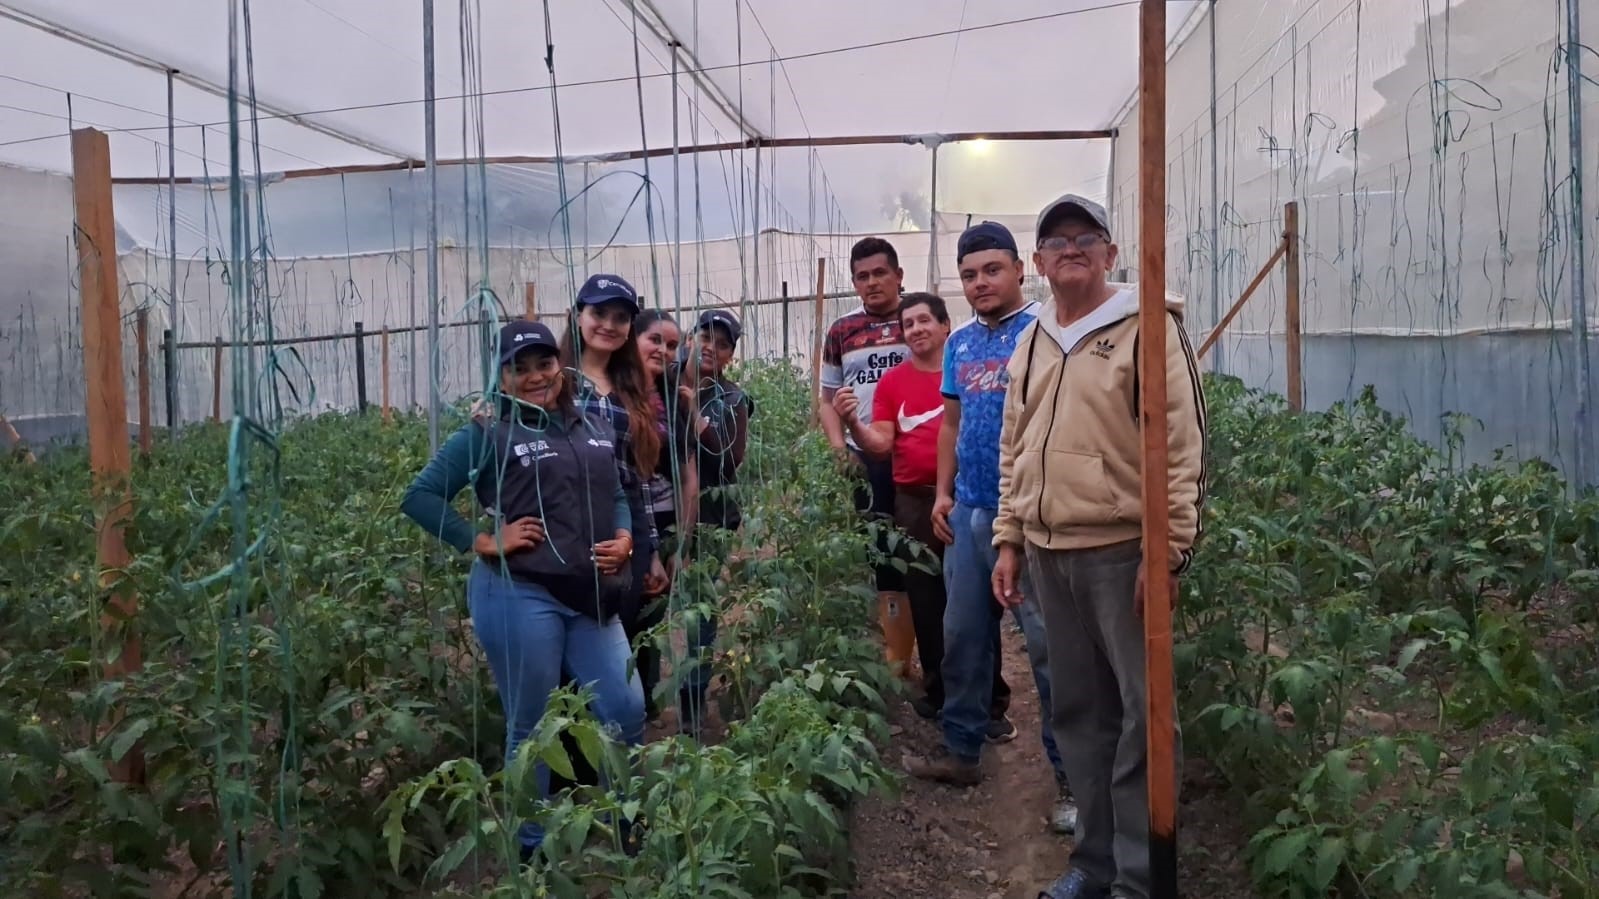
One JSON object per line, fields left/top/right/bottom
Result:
{"left": 1136, "top": 3, "right": 1178, "bottom": 898}
{"left": 110, "top": 129, "right": 1117, "bottom": 185}
{"left": 1284, "top": 201, "right": 1303, "bottom": 411}
{"left": 381, "top": 327, "right": 392, "bottom": 423}
{"left": 135, "top": 308, "right": 152, "bottom": 453}
{"left": 211, "top": 337, "right": 223, "bottom": 422}
{"left": 524, "top": 283, "right": 538, "bottom": 321}
{"left": 71, "top": 127, "right": 143, "bottom": 786}
{"left": 809, "top": 257, "right": 828, "bottom": 421}
{"left": 1196, "top": 237, "right": 1289, "bottom": 360}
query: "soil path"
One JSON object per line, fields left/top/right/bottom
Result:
{"left": 848, "top": 623, "right": 1257, "bottom": 899}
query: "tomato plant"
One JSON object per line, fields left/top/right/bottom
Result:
{"left": 1, "top": 361, "right": 895, "bottom": 898}
{"left": 1186, "top": 376, "right": 1599, "bottom": 898}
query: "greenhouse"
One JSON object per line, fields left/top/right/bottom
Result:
{"left": 2, "top": 0, "right": 1597, "bottom": 897}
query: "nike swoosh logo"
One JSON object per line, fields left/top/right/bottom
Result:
{"left": 898, "top": 403, "right": 944, "bottom": 432}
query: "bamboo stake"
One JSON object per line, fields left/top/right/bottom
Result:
{"left": 381, "top": 327, "right": 392, "bottom": 423}
{"left": 136, "top": 308, "right": 151, "bottom": 453}
{"left": 1196, "top": 236, "right": 1289, "bottom": 360}
{"left": 211, "top": 337, "right": 223, "bottom": 422}
{"left": 1284, "top": 201, "right": 1303, "bottom": 411}
{"left": 809, "top": 257, "right": 828, "bottom": 420}
{"left": 525, "top": 283, "right": 537, "bottom": 321}
{"left": 72, "top": 127, "right": 143, "bottom": 785}
{"left": 1137, "top": 2, "right": 1177, "bottom": 897}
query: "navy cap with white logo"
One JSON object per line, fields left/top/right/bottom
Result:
{"left": 956, "top": 220, "right": 1019, "bottom": 264}
{"left": 575, "top": 273, "right": 640, "bottom": 315}
{"left": 696, "top": 308, "right": 742, "bottom": 345}
{"left": 498, "top": 320, "right": 558, "bottom": 367}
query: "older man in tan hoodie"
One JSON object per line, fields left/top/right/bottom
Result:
{"left": 991, "top": 195, "right": 1207, "bottom": 899}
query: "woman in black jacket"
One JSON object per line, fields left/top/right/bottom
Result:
{"left": 400, "top": 319, "right": 644, "bottom": 860}
{"left": 675, "top": 309, "right": 754, "bottom": 735}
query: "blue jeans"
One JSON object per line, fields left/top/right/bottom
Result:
{"left": 941, "top": 503, "right": 1064, "bottom": 773}
{"left": 468, "top": 561, "right": 645, "bottom": 849}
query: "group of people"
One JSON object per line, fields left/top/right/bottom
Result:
{"left": 823, "top": 195, "right": 1207, "bottom": 899}
{"left": 399, "top": 192, "right": 1207, "bottom": 899}
{"left": 399, "top": 273, "right": 752, "bottom": 861}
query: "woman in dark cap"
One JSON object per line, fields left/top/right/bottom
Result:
{"left": 557, "top": 274, "right": 672, "bottom": 714}
{"left": 675, "top": 308, "right": 755, "bottom": 735}
{"left": 400, "top": 319, "right": 644, "bottom": 862}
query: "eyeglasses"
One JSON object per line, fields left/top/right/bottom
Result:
{"left": 1037, "top": 233, "right": 1108, "bottom": 256}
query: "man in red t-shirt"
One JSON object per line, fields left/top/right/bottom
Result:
{"left": 836, "top": 293, "right": 1008, "bottom": 720}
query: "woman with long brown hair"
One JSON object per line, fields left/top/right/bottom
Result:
{"left": 557, "top": 275, "right": 670, "bottom": 704}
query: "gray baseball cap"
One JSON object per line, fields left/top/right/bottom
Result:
{"left": 1036, "top": 193, "right": 1111, "bottom": 238}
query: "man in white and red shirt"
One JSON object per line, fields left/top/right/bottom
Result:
{"left": 835, "top": 293, "right": 1009, "bottom": 723}
{"left": 821, "top": 237, "right": 913, "bottom": 668}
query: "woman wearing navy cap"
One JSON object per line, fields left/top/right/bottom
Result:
{"left": 676, "top": 309, "right": 755, "bottom": 734}
{"left": 400, "top": 319, "right": 644, "bottom": 861}
{"left": 557, "top": 274, "right": 671, "bottom": 711}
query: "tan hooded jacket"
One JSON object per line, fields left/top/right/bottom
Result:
{"left": 992, "top": 283, "right": 1207, "bottom": 572}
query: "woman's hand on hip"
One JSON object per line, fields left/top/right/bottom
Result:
{"left": 473, "top": 516, "right": 544, "bottom": 557}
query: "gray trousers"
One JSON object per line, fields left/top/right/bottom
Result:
{"left": 1027, "top": 538, "right": 1181, "bottom": 899}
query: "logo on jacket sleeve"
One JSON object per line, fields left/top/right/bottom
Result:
{"left": 1091, "top": 338, "right": 1115, "bottom": 360}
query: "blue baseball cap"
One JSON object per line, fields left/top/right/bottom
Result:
{"left": 696, "top": 308, "right": 742, "bottom": 344}
{"left": 498, "top": 320, "right": 558, "bottom": 367}
{"left": 575, "top": 273, "right": 640, "bottom": 315}
{"left": 956, "top": 220, "right": 1019, "bottom": 264}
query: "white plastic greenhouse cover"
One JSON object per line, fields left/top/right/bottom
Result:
{"left": 0, "top": 0, "right": 1199, "bottom": 178}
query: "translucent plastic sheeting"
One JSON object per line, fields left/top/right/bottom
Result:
{"left": 2, "top": 133, "right": 1106, "bottom": 438}
{"left": 1109, "top": 0, "right": 1599, "bottom": 480}
{"left": 0, "top": 0, "right": 747, "bottom": 176}
{"left": 107, "top": 145, "right": 856, "bottom": 259}
{"left": 646, "top": 0, "right": 1201, "bottom": 140}
{"left": 0, "top": 0, "right": 1198, "bottom": 178}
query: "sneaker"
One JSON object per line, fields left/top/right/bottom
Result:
{"left": 985, "top": 714, "right": 1018, "bottom": 744}
{"left": 910, "top": 694, "right": 941, "bottom": 720}
{"left": 905, "top": 745, "right": 982, "bottom": 786}
{"left": 1050, "top": 790, "right": 1080, "bottom": 836}
{"left": 1049, "top": 774, "right": 1080, "bottom": 835}
{"left": 1036, "top": 869, "right": 1108, "bottom": 899}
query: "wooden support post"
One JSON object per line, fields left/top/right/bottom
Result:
{"left": 524, "top": 283, "right": 537, "bottom": 321}
{"left": 809, "top": 258, "right": 828, "bottom": 420}
{"left": 1284, "top": 201, "right": 1303, "bottom": 411}
{"left": 1136, "top": 3, "right": 1178, "bottom": 897}
{"left": 136, "top": 308, "right": 152, "bottom": 453}
{"left": 72, "top": 127, "right": 143, "bottom": 785}
{"left": 381, "top": 327, "right": 392, "bottom": 423}
{"left": 354, "top": 321, "right": 369, "bottom": 413}
{"left": 211, "top": 337, "right": 223, "bottom": 422}
{"left": 1196, "top": 237, "right": 1289, "bottom": 360}
{"left": 781, "top": 280, "right": 790, "bottom": 359}
{"left": 161, "top": 328, "right": 176, "bottom": 433}
{"left": 0, "top": 414, "right": 36, "bottom": 464}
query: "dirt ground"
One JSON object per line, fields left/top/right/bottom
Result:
{"left": 847, "top": 622, "right": 1256, "bottom": 899}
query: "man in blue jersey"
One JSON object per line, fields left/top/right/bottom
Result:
{"left": 907, "top": 221, "right": 1077, "bottom": 836}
